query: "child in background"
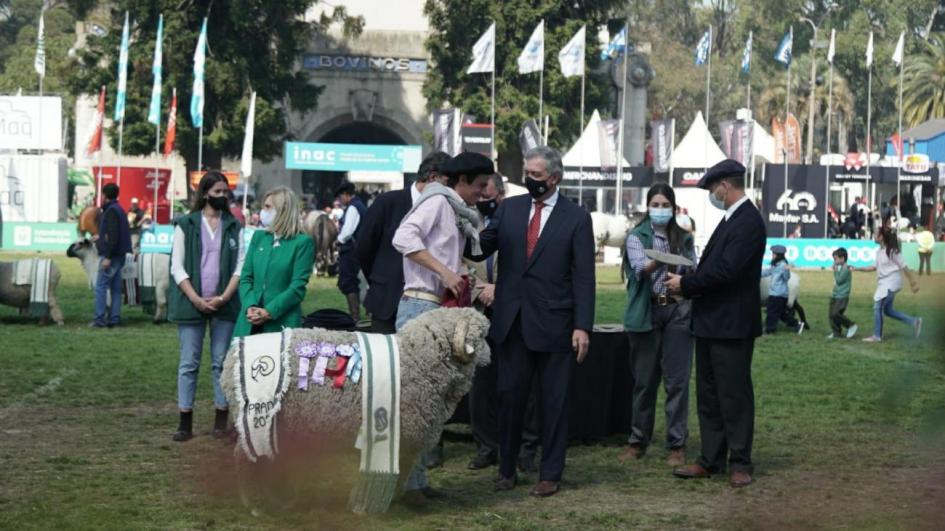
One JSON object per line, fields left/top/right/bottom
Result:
{"left": 762, "top": 244, "right": 805, "bottom": 335}
{"left": 827, "top": 248, "right": 858, "bottom": 339}
{"left": 856, "top": 226, "right": 922, "bottom": 342}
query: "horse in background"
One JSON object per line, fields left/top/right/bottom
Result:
{"left": 302, "top": 211, "right": 338, "bottom": 276}
{"left": 77, "top": 205, "right": 100, "bottom": 238}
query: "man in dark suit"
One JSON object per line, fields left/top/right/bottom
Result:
{"left": 472, "top": 146, "right": 596, "bottom": 497}
{"left": 665, "top": 159, "right": 766, "bottom": 488}
{"left": 356, "top": 152, "right": 450, "bottom": 333}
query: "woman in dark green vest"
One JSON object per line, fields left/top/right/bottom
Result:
{"left": 234, "top": 186, "right": 315, "bottom": 337}
{"left": 168, "top": 171, "right": 245, "bottom": 442}
{"left": 618, "top": 183, "right": 696, "bottom": 467}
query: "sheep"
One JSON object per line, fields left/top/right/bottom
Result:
{"left": 66, "top": 239, "right": 170, "bottom": 323}
{"left": 221, "top": 307, "right": 492, "bottom": 513}
{"left": 0, "top": 261, "right": 64, "bottom": 325}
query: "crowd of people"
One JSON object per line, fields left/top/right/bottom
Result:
{"left": 83, "top": 151, "right": 931, "bottom": 501}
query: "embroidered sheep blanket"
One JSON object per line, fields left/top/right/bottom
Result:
{"left": 233, "top": 330, "right": 292, "bottom": 462}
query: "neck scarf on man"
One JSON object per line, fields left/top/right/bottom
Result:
{"left": 405, "top": 182, "right": 482, "bottom": 255}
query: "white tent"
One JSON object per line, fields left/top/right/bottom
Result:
{"left": 750, "top": 120, "right": 776, "bottom": 164}
{"left": 562, "top": 109, "right": 631, "bottom": 168}
{"left": 668, "top": 111, "right": 725, "bottom": 170}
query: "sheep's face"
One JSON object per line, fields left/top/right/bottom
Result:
{"left": 66, "top": 239, "right": 96, "bottom": 259}
{"left": 447, "top": 309, "right": 491, "bottom": 367}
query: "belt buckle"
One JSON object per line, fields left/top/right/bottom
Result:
{"left": 657, "top": 294, "right": 669, "bottom": 306}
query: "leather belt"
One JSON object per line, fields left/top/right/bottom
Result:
{"left": 403, "top": 289, "right": 443, "bottom": 305}
{"left": 651, "top": 294, "right": 679, "bottom": 306}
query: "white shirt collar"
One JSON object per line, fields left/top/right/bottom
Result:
{"left": 410, "top": 183, "right": 422, "bottom": 204}
{"left": 725, "top": 195, "right": 750, "bottom": 221}
{"left": 537, "top": 188, "right": 560, "bottom": 208}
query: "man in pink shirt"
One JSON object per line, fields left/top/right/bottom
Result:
{"left": 391, "top": 151, "right": 493, "bottom": 503}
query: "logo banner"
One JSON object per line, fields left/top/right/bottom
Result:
{"left": 598, "top": 119, "right": 620, "bottom": 170}
{"left": 433, "top": 108, "right": 461, "bottom": 156}
{"left": 518, "top": 119, "right": 542, "bottom": 156}
{"left": 650, "top": 119, "right": 673, "bottom": 173}
{"left": 762, "top": 164, "right": 827, "bottom": 237}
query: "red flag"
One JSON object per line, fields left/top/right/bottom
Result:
{"left": 164, "top": 88, "right": 177, "bottom": 158}
{"left": 890, "top": 133, "right": 903, "bottom": 158}
{"left": 85, "top": 86, "right": 106, "bottom": 157}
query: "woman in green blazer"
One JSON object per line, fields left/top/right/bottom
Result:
{"left": 234, "top": 186, "right": 315, "bottom": 337}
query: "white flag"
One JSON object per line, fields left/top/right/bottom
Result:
{"left": 517, "top": 21, "right": 544, "bottom": 74}
{"left": 34, "top": 11, "right": 45, "bottom": 78}
{"left": 467, "top": 22, "right": 495, "bottom": 74}
{"left": 865, "top": 31, "right": 874, "bottom": 67}
{"left": 240, "top": 91, "right": 256, "bottom": 179}
{"left": 827, "top": 29, "right": 836, "bottom": 64}
{"left": 892, "top": 31, "right": 905, "bottom": 66}
{"left": 558, "top": 26, "right": 586, "bottom": 78}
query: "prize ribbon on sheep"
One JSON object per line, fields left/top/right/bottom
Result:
{"left": 349, "top": 332, "right": 401, "bottom": 515}
{"left": 234, "top": 329, "right": 292, "bottom": 462}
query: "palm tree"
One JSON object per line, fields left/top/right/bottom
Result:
{"left": 902, "top": 36, "right": 945, "bottom": 127}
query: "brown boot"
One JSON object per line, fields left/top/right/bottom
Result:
{"left": 346, "top": 293, "right": 361, "bottom": 322}
{"left": 666, "top": 447, "right": 686, "bottom": 467}
{"left": 617, "top": 444, "right": 645, "bottom": 462}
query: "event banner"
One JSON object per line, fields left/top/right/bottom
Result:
{"left": 432, "top": 108, "right": 461, "bottom": 156}
{"left": 650, "top": 119, "right": 673, "bottom": 173}
{"left": 460, "top": 123, "right": 493, "bottom": 157}
{"left": 762, "top": 164, "right": 827, "bottom": 238}
{"left": 784, "top": 113, "right": 802, "bottom": 163}
{"left": 719, "top": 120, "right": 753, "bottom": 165}
{"left": 0, "top": 96, "right": 63, "bottom": 151}
{"left": 764, "top": 238, "right": 878, "bottom": 268}
{"left": 1, "top": 154, "right": 67, "bottom": 223}
{"left": 1, "top": 222, "right": 75, "bottom": 251}
{"left": 285, "top": 143, "right": 423, "bottom": 173}
{"left": 771, "top": 117, "right": 785, "bottom": 163}
{"left": 518, "top": 119, "right": 542, "bottom": 156}
{"left": 562, "top": 166, "right": 653, "bottom": 187}
{"left": 140, "top": 225, "right": 257, "bottom": 254}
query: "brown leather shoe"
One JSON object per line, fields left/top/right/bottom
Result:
{"left": 530, "top": 480, "right": 560, "bottom": 497}
{"left": 666, "top": 447, "right": 686, "bottom": 467}
{"left": 672, "top": 463, "right": 712, "bottom": 479}
{"left": 617, "top": 444, "right": 645, "bottom": 462}
{"left": 730, "top": 470, "right": 752, "bottom": 488}
{"left": 494, "top": 475, "right": 517, "bottom": 492}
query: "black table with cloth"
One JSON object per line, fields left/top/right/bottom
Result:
{"left": 448, "top": 325, "right": 633, "bottom": 443}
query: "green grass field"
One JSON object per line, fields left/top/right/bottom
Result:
{"left": 1, "top": 251, "right": 943, "bottom": 529}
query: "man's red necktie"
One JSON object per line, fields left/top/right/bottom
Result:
{"left": 526, "top": 201, "right": 545, "bottom": 259}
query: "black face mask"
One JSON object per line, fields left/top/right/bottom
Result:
{"left": 476, "top": 199, "right": 498, "bottom": 217}
{"left": 524, "top": 177, "right": 550, "bottom": 199}
{"left": 207, "top": 195, "right": 228, "bottom": 211}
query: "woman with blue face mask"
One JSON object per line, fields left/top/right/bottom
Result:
{"left": 619, "top": 183, "right": 696, "bottom": 467}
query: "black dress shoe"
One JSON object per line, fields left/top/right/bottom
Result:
{"left": 494, "top": 475, "right": 516, "bottom": 491}
{"left": 420, "top": 486, "right": 446, "bottom": 499}
{"left": 172, "top": 430, "right": 192, "bottom": 442}
{"left": 468, "top": 454, "right": 497, "bottom": 470}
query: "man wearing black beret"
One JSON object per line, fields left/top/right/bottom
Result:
{"left": 665, "top": 158, "right": 766, "bottom": 488}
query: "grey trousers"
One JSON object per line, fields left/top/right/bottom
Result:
{"left": 628, "top": 300, "right": 694, "bottom": 450}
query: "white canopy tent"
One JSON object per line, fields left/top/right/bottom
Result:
{"left": 668, "top": 111, "right": 726, "bottom": 172}
{"left": 562, "top": 109, "right": 631, "bottom": 168}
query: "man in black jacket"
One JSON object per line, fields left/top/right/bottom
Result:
{"left": 93, "top": 183, "right": 133, "bottom": 328}
{"left": 355, "top": 151, "right": 450, "bottom": 333}
{"left": 665, "top": 159, "right": 766, "bottom": 488}
{"left": 472, "top": 146, "right": 596, "bottom": 497}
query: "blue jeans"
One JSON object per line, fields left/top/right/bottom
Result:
{"left": 177, "top": 319, "right": 236, "bottom": 410}
{"left": 872, "top": 290, "right": 916, "bottom": 338}
{"left": 395, "top": 296, "right": 441, "bottom": 491}
{"left": 93, "top": 256, "right": 125, "bottom": 326}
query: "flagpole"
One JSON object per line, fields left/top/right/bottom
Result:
{"left": 538, "top": 63, "right": 544, "bottom": 137}
{"left": 578, "top": 70, "right": 585, "bottom": 206}
{"left": 154, "top": 121, "right": 161, "bottom": 223}
{"left": 615, "top": 22, "right": 628, "bottom": 216}
{"left": 704, "top": 25, "right": 712, "bottom": 174}
{"left": 117, "top": 117, "right": 124, "bottom": 186}
{"left": 866, "top": 53, "right": 873, "bottom": 219}
{"left": 783, "top": 52, "right": 791, "bottom": 237}
{"left": 490, "top": 20, "right": 496, "bottom": 159}
{"left": 198, "top": 125, "right": 203, "bottom": 171}
{"left": 825, "top": 43, "right": 834, "bottom": 237}
{"left": 896, "top": 45, "right": 905, "bottom": 221}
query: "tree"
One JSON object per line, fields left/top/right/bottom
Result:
{"left": 902, "top": 35, "right": 945, "bottom": 127}
{"left": 422, "top": 0, "right": 623, "bottom": 175}
{"left": 65, "top": 1, "right": 363, "bottom": 172}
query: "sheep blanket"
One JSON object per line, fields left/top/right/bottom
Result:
{"left": 12, "top": 258, "right": 52, "bottom": 317}
{"left": 233, "top": 330, "right": 292, "bottom": 462}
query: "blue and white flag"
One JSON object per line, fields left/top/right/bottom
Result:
{"left": 600, "top": 26, "right": 627, "bottom": 61}
{"left": 114, "top": 12, "right": 130, "bottom": 121}
{"left": 865, "top": 31, "right": 874, "bottom": 67}
{"left": 34, "top": 10, "right": 45, "bottom": 78}
{"left": 827, "top": 29, "right": 836, "bottom": 64}
{"left": 775, "top": 27, "right": 793, "bottom": 66}
{"left": 191, "top": 17, "right": 208, "bottom": 128}
{"left": 467, "top": 22, "right": 495, "bottom": 74}
{"left": 695, "top": 28, "right": 711, "bottom": 65}
{"left": 741, "top": 31, "right": 752, "bottom": 74}
{"left": 517, "top": 20, "right": 544, "bottom": 74}
{"left": 558, "top": 26, "right": 586, "bottom": 78}
{"left": 892, "top": 31, "right": 905, "bottom": 67}
{"left": 147, "top": 15, "right": 164, "bottom": 126}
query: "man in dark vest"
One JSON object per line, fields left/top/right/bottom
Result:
{"left": 665, "top": 159, "right": 766, "bottom": 488}
{"left": 92, "top": 183, "right": 133, "bottom": 327}
{"left": 335, "top": 181, "right": 367, "bottom": 322}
